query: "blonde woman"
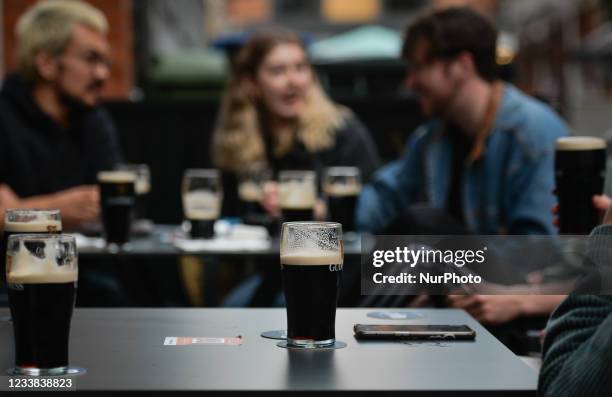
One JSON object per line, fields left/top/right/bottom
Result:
{"left": 212, "top": 29, "right": 380, "bottom": 218}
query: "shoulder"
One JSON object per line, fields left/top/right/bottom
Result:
{"left": 494, "top": 84, "right": 569, "bottom": 158}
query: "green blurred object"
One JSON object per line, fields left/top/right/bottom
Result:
{"left": 309, "top": 25, "right": 402, "bottom": 62}
{"left": 145, "top": 50, "right": 228, "bottom": 100}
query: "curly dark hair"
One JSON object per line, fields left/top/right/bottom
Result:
{"left": 402, "top": 7, "right": 498, "bottom": 82}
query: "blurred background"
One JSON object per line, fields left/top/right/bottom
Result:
{"left": 1, "top": 0, "right": 607, "bottom": 224}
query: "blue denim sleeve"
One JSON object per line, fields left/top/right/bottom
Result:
{"left": 504, "top": 105, "right": 569, "bottom": 235}
{"left": 356, "top": 132, "right": 425, "bottom": 233}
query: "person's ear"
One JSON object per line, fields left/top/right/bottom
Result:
{"left": 34, "top": 52, "right": 60, "bottom": 81}
{"left": 452, "top": 51, "right": 476, "bottom": 80}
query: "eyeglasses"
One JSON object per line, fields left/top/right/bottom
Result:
{"left": 63, "top": 50, "right": 112, "bottom": 69}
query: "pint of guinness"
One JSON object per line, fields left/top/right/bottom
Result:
{"left": 2, "top": 209, "right": 62, "bottom": 283}
{"left": 323, "top": 167, "right": 362, "bottom": 232}
{"left": 279, "top": 170, "right": 316, "bottom": 223}
{"left": 182, "top": 169, "right": 222, "bottom": 239}
{"left": 6, "top": 234, "right": 77, "bottom": 375}
{"left": 555, "top": 137, "right": 607, "bottom": 234}
{"left": 98, "top": 170, "right": 137, "bottom": 247}
{"left": 118, "top": 164, "right": 151, "bottom": 220}
{"left": 280, "top": 222, "right": 343, "bottom": 348}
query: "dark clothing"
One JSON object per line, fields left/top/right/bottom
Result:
{"left": 539, "top": 225, "right": 612, "bottom": 396}
{"left": 447, "top": 128, "right": 472, "bottom": 226}
{"left": 266, "top": 115, "right": 381, "bottom": 181}
{"left": 221, "top": 114, "right": 381, "bottom": 217}
{"left": 0, "top": 74, "right": 122, "bottom": 197}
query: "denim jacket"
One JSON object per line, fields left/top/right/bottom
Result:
{"left": 356, "top": 83, "right": 569, "bottom": 235}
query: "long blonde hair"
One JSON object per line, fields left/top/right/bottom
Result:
{"left": 212, "top": 29, "right": 346, "bottom": 173}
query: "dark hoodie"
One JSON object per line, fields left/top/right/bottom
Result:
{"left": 0, "top": 74, "right": 122, "bottom": 197}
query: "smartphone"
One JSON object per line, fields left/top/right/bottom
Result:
{"left": 353, "top": 324, "right": 476, "bottom": 340}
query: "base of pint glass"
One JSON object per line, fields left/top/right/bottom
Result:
{"left": 278, "top": 340, "right": 346, "bottom": 350}
{"left": 8, "top": 366, "right": 86, "bottom": 376}
{"left": 286, "top": 337, "right": 335, "bottom": 348}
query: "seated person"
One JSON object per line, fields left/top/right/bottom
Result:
{"left": 355, "top": 7, "right": 569, "bottom": 348}
{"left": 0, "top": 0, "right": 122, "bottom": 230}
{"left": 357, "top": 7, "right": 568, "bottom": 235}
{"left": 539, "top": 195, "right": 612, "bottom": 396}
{"left": 212, "top": 29, "right": 381, "bottom": 219}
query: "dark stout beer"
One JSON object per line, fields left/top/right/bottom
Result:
{"left": 555, "top": 137, "right": 607, "bottom": 234}
{"left": 98, "top": 171, "right": 136, "bottom": 245}
{"left": 280, "top": 222, "right": 343, "bottom": 348}
{"left": 7, "top": 235, "right": 77, "bottom": 375}
{"left": 323, "top": 167, "right": 362, "bottom": 232}
{"left": 183, "top": 191, "right": 220, "bottom": 239}
{"left": 281, "top": 254, "right": 343, "bottom": 345}
{"left": 325, "top": 184, "right": 361, "bottom": 232}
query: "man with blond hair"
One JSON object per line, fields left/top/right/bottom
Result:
{"left": 0, "top": 0, "right": 122, "bottom": 230}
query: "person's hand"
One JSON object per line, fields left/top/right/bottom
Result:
{"left": 0, "top": 184, "right": 20, "bottom": 208}
{"left": 446, "top": 294, "right": 524, "bottom": 326}
{"left": 261, "top": 181, "right": 280, "bottom": 218}
{"left": 314, "top": 198, "right": 327, "bottom": 221}
{"left": 552, "top": 194, "right": 612, "bottom": 228}
{"left": 594, "top": 195, "right": 612, "bottom": 225}
{"left": 48, "top": 185, "right": 100, "bottom": 227}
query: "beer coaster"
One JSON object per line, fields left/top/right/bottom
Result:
{"left": 367, "top": 311, "right": 426, "bottom": 320}
{"left": 276, "top": 341, "right": 347, "bottom": 350}
{"left": 7, "top": 366, "right": 86, "bottom": 376}
{"left": 163, "top": 336, "right": 243, "bottom": 346}
{"left": 260, "top": 330, "right": 287, "bottom": 340}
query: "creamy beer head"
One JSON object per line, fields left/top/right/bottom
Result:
{"left": 323, "top": 182, "right": 362, "bottom": 197}
{"left": 238, "top": 181, "right": 264, "bottom": 202}
{"left": 6, "top": 235, "right": 78, "bottom": 284}
{"left": 280, "top": 222, "right": 343, "bottom": 264}
{"left": 183, "top": 190, "right": 221, "bottom": 220}
{"left": 279, "top": 179, "right": 317, "bottom": 210}
{"left": 97, "top": 170, "right": 137, "bottom": 183}
{"left": 4, "top": 209, "right": 62, "bottom": 233}
{"left": 556, "top": 136, "right": 606, "bottom": 151}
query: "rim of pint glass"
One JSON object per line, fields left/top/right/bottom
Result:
{"left": 5, "top": 209, "right": 61, "bottom": 222}
{"left": 7, "top": 233, "right": 76, "bottom": 244}
{"left": 278, "top": 170, "right": 316, "bottom": 180}
{"left": 183, "top": 169, "right": 220, "bottom": 179}
{"left": 282, "top": 221, "right": 342, "bottom": 230}
{"left": 324, "top": 166, "right": 361, "bottom": 177}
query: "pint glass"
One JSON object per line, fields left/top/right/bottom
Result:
{"left": 7, "top": 234, "right": 77, "bottom": 375}
{"left": 555, "top": 136, "right": 607, "bottom": 234}
{"left": 182, "top": 169, "right": 222, "bottom": 239}
{"left": 280, "top": 222, "right": 343, "bottom": 348}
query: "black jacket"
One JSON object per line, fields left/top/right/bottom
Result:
{"left": 0, "top": 74, "right": 122, "bottom": 197}
{"left": 221, "top": 114, "right": 381, "bottom": 216}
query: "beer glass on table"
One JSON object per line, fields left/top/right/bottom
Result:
{"left": 182, "top": 169, "right": 222, "bottom": 239}
{"left": 7, "top": 234, "right": 79, "bottom": 375}
{"left": 280, "top": 222, "right": 343, "bottom": 348}
{"left": 555, "top": 137, "right": 607, "bottom": 234}
{"left": 323, "top": 167, "right": 362, "bottom": 233}
{"left": 97, "top": 170, "right": 137, "bottom": 249}
{"left": 118, "top": 164, "right": 151, "bottom": 221}
{"left": 1, "top": 209, "right": 62, "bottom": 321}
{"left": 278, "top": 170, "right": 316, "bottom": 223}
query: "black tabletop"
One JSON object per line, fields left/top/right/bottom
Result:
{"left": 0, "top": 308, "right": 537, "bottom": 395}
